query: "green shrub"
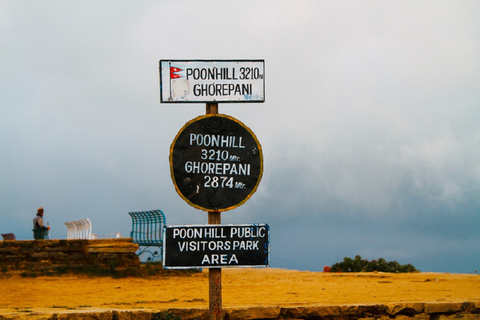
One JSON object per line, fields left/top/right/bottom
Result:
{"left": 330, "top": 255, "right": 418, "bottom": 273}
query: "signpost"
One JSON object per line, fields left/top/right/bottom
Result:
{"left": 160, "top": 60, "right": 265, "bottom": 103}
{"left": 161, "top": 59, "right": 265, "bottom": 320}
{"left": 170, "top": 114, "right": 263, "bottom": 212}
{"left": 163, "top": 224, "right": 270, "bottom": 269}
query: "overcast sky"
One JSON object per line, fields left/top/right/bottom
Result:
{"left": 1, "top": 1, "right": 479, "bottom": 273}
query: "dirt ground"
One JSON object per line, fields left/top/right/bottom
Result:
{"left": 1, "top": 268, "right": 479, "bottom": 314}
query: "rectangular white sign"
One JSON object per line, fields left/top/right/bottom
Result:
{"left": 160, "top": 60, "right": 265, "bottom": 103}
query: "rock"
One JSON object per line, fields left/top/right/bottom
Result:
{"left": 282, "top": 305, "right": 341, "bottom": 319}
{"left": 115, "top": 310, "right": 152, "bottom": 320}
{"left": 56, "top": 311, "right": 114, "bottom": 320}
{"left": 164, "top": 308, "right": 209, "bottom": 320}
{"left": 226, "top": 306, "right": 281, "bottom": 320}
{"left": 425, "top": 302, "right": 465, "bottom": 314}
{"left": 386, "top": 302, "right": 425, "bottom": 315}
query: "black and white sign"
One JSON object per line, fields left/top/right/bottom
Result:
{"left": 163, "top": 224, "right": 270, "bottom": 269}
{"left": 160, "top": 60, "right": 265, "bottom": 103}
{"left": 170, "top": 114, "right": 263, "bottom": 211}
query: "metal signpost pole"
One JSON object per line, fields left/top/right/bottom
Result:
{"left": 206, "top": 102, "right": 222, "bottom": 320}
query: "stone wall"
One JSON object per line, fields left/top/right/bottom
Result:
{"left": 0, "top": 238, "right": 140, "bottom": 272}
{"left": 0, "top": 303, "right": 479, "bottom": 320}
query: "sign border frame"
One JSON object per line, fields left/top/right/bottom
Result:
{"left": 159, "top": 59, "right": 265, "bottom": 103}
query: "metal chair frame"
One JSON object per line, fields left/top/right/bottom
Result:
{"left": 1, "top": 233, "right": 16, "bottom": 240}
{"left": 128, "top": 209, "right": 165, "bottom": 262}
{"left": 65, "top": 218, "right": 93, "bottom": 239}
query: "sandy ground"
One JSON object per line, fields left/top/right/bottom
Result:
{"left": 1, "top": 268, "right": 479, "bottom": 314}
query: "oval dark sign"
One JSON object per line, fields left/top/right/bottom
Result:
{"left": 170, "top": 114, "right": 263, "bottom": 211}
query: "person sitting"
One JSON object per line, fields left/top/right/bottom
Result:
{"left": 33, "top": 207, "right": 50, "bottom": 240}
